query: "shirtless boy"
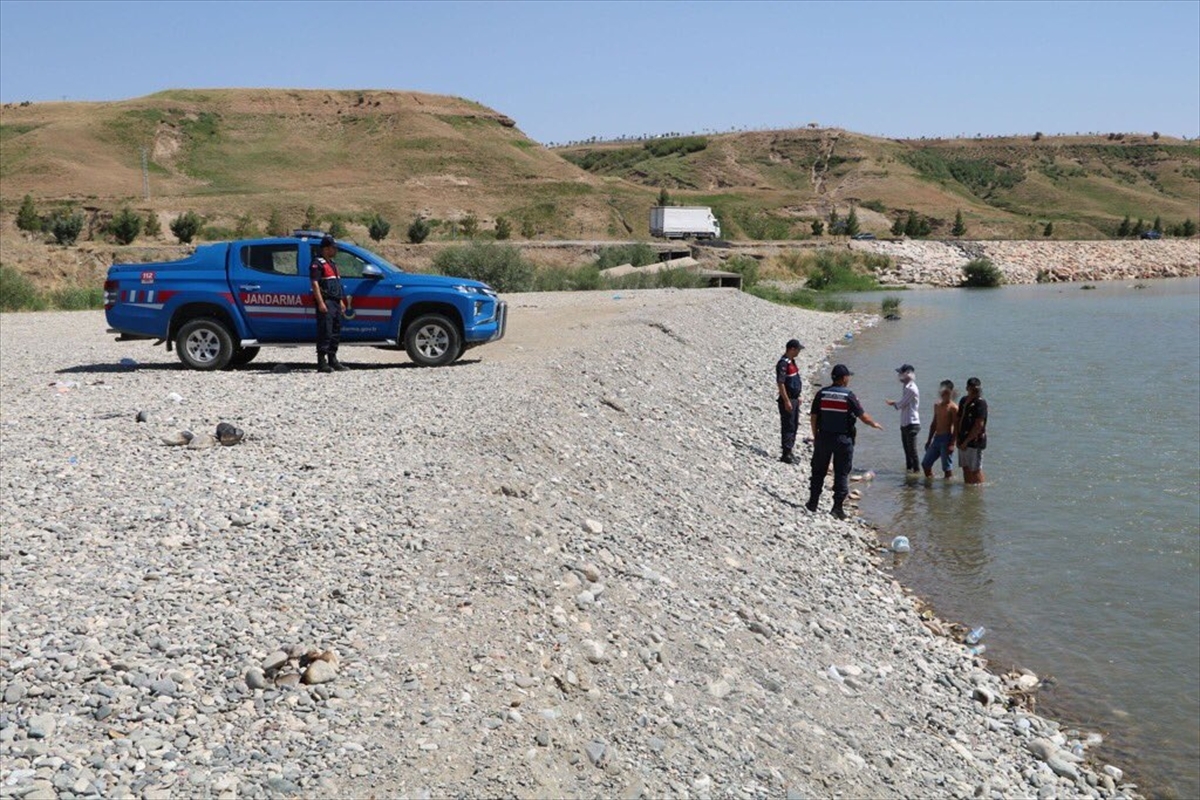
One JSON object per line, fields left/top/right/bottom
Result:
{"left": 921, "top": 380, "right": 958, "bottom": 479}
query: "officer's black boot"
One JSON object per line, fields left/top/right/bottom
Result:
{"left": 780, "top": 449, "right": 794, "bottom": 464}
{"left": 329, "top": 353, "right": 349, "bottom": 372}
{"left": 831, "top": 501, "right": 847, "bottom": 520}
{"left": 805, "top": 494, "right": 819, "bottom": 513}
{"left": 317, "top": 354, "right": 332, "bottom": 373}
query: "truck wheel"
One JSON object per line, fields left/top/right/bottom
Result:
{"left": 176, "top": 318, "right": 234, "bottom": 371}
{"left": 404, "top": 314, "right": 461, "bottom": 367}
{"left": 229, "top": 346, "right": 260, "bottom": 368}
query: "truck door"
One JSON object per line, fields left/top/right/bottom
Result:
{"left": 229, "top": 241, "right": 311, "bottom": 342}
{"left": 301, "top": 243, "right": 391, "bottom": 341}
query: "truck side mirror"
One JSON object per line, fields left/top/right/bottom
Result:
{"left": 363, "top": 264, "right": 383, "bottom": 279}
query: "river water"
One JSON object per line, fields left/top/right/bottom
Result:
{"left": 833, "top": 278, "right": 1199, "bottom": 798}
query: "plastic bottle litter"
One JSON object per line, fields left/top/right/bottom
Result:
{"left": 890, "top": 536, "right": 911, "bottom": 553}
{"left": 967, "top": 644, "right": 987, "bottom": 656}
{"left": 844, "top": 332, "right": 854, "bottom": 340}
{"left": 51, "top": 380, "right": 79, "bottom": 393}
{"left": 965, "top": 626, "right": 987, "bottom": 645}
{"left": 67, "top": 456, "right": 78, "bottom": 465}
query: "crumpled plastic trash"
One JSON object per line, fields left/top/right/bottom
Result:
{"left": 51, "top": 380, "right": 80, "bottom": 393}
{"left": 166, "top": 392, "right": 184, "bottom": 404}
{"left": 136, "top": 410, "right": 149, "bottom": 423}
{"left": 119, "top": 357, "right": 138, "bottom": 367}
{"left": 891, "top": 535, "right": 911, "bottom": 553}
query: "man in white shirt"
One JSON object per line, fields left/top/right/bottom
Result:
{"left": 885, "top": 364, "right": 921, "bottom": 473}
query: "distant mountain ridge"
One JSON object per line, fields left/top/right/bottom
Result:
{"left": 1, "top": 89, "right": 1197, "bottom": 241}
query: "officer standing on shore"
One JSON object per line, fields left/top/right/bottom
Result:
{"left": 776, "top": 338, "right": 804, "bottom": 464}
{"left": 806, "top": 364, "right": 884, "bottom": 519}
{"left": 310, "top": 235, "right": 349, "bottom": 373}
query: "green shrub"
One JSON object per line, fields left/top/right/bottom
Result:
{"left": 803, "top": 250, "right": 881, "bottom": 291}
{"left": 199, "top": 225, "right": 236, "bottom": 241}
{"left": 860, "top": 199, "right": 887, "bottom": 213}
{"left": 1036, "top": 268, "right": 1052, "bottom": 283}
{"left": 1043, "top": 221, "right": 1054, "bottom": 237}
{"left": 234, "top": 213, "right": 259, "bottom": 238}
{"left": 811, "top": 219, "right": 824, "bottom": 237}
{"left": 605, "top": 267, "right": 706, "bottom": 290}
{"left": 16, "top": 194, "right": 41, "bottom": 232}
{"left": 302, "top": 205, "right": 319, "bottom": 230}
{"left": 962, "top": 257, "right": 1003, "bottom": 287}
{"left": 171, "top": 211, "right": 202, "bottom": 244}
{"left": 595, "top": 243, "right": 658, "bottom": 269}
{"left": 49, "top": 285, "right": 104, "bottom": 310}
{"left": 1183, "top": 219, "right": 1196, "bottom": 237}
{"left": 432, "top": 242, "right": 534, "bottom": 292}
{"left": 327, "top": 217, "right": 348, "bottom": 239}
{"left": 460, "top": 214, "right": 479, "bottom": 239}
{"left": 108, "top": 207, "right": 142, "bottom": 244}
{"left": 49, "top": 211, "right": 84, "bottom": 245}
{"left": 724, "top": 255, "right": 760, "bottom": 288}
{"left": 533, "top": 264, "right": 602, "bottom": 291}
{"left": 144, "top": 210, "right": 162, "bottom": 238}
{"left": 644, "top": 136, "right": 708, "bottom": 157}
{"left": 0, "top": 265, "right": 46, "bottom": 310}
{"left": 881, "top": 296, "right": 902, "bottom": 316}
{"left": 407, "top": 217, "right": 431, "bottom": 244}
{"left": 266, "top": 208, "right": 288, "bottom": 236}
{"left": 657, "top": 187, "right": 672, "bottom": 206}
{"left": 747, "top": 284, "right": 852, "bottom": 312}
{"left": 367, "top": 213, "right": 391, "bottom": 242}
{"left": 494, "top": 216, "right": 512, "bottom": 241}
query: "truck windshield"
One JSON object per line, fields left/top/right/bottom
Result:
{"left": 318, "top": 243, "right": 402, "bottom": 275}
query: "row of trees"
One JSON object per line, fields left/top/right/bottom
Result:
{"left": 1115, "top": 215, "right": 1195, "bottom": 238}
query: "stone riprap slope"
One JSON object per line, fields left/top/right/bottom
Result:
{"left": 1, "top": 291, "right": 1134, "bottom": 799}
{"left": 855, "top": 239, "right": 1199, "bottom": 286}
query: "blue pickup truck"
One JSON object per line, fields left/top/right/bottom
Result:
{"left": 104, "top": 231, "right": 507, "bottom": 369}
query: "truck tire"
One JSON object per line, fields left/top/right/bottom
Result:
{"left": 404, "top": 314, "right": 461, "bottom": 367}
{"left": 175, "top": 318, "right": 235, "bottom": 371}
{"left": 229, "top": 346, "right": 260, "bottom": 368}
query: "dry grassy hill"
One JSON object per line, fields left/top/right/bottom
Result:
{"left": 559, "top": 129, "right": 1200, "bottom": 239}
{"left": 0, "top": 89, "right": 652, "bottom": 241}
{"left": 1, "top": 90, "right": 1197, "bottom": 249}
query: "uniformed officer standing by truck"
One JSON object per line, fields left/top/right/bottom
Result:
{"left": 806, "top": 364, "right": 884, "bottom": 519}
{"left": 776, "top": 338, "right": 805, "bottom": 463}
{"left": 310, "top": 235, "right": 349, "bottom": 373}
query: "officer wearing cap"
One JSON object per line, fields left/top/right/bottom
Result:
{"left": 806, "top": 364, "right": 884, "bottom": 519}
{"left": 776, "top": 338, "right": 805, "bottom": 463}
{"left": 310, "top": 234, "right": 349, "bottom": 373}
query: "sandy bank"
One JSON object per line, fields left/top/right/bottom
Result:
{"left": 0, "top": 291, "right": 1136, "bottom": 798}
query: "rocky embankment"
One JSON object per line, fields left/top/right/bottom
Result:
{"left": 1, "top": 291, "right": 1137, "bottom": 799}
{"left": 854, "top": 239, "right": 1199, "bottom": 286}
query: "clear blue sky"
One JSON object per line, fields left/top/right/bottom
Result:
{"left": 2, "top": 0, "right": 1197, "bottom": 143}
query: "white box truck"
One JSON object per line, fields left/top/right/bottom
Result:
{"left": 649, "top": 206, "right": 721, "bottom": 240}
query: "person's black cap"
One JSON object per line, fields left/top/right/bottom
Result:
{"left": 966, "top": 376, "right": 982, "bottom": 388}
{"left": 896, "top": 364, "right": 915, "bottom": 374}
{"left": 786, "top": 339, "right": 804, "bottom": 351}
{"left": 320, "top": 234, "right": 336, "bottom": 248}
{"left": 832, "top": 364, "right": 854, "bottom": 378}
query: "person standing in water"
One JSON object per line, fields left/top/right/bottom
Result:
{"left": 957, "top": 377, "right": 988, "bottom": 484}
{"left": 922, "top": 379, "right": 958, "bottom": 479}
{"left": 886, "top": 364, "right": 921, "bottom": 473}
{"left": 806, "top": 364, "right": 885, "bottom": 519}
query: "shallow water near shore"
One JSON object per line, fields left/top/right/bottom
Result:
{"left": 838, "top": 278, "right": 1200, "bottom": 798}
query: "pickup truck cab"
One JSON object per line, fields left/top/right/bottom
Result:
{"left": 104, "top": 231, "right": 507, "bottom": 369}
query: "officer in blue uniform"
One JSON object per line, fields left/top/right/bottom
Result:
{"left": 776, "top": 339, "right": 804, "bottom": 463}
{"left": 806, "top": 364, "right": 884, "bottom": 519}
{"left": 309, "top": 235, "right": 349, "bottom": 373}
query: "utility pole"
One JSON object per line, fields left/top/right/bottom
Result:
{"left": 141, "top": 147, "right": 150, "bottom": 200}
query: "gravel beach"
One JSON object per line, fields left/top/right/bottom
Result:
{"left": 1, "top": 290, "right": 1137, "bottom": 799}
